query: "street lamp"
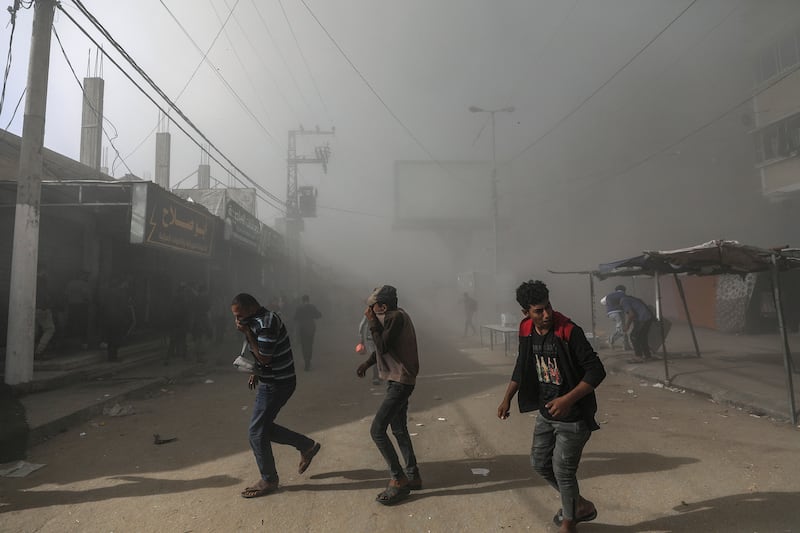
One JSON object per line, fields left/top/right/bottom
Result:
{"left": 469, "top": 105, "right": 514, "bottom": 315}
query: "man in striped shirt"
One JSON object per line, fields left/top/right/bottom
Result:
{"left": 231, "top": 293, "right": 321, "bottom": 498}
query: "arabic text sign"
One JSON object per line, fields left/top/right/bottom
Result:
{"left": 143, "top": 186, "right": 214, "bottom": 255}
{"left": 226, "top": 199, "right": 261, "bottom": 248}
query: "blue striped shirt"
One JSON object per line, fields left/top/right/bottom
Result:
{"left": 244, "top": 307, "right": 295, "bottom": 381}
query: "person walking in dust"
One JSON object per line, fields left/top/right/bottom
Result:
{"left": 231, "top": 293, "right": 321, "bottom": 498}
{"left": 497, "top": 280, "right": 606, "bottom": 533}
{"left": 356, "top": 285, "right": 422, "bottom": 505}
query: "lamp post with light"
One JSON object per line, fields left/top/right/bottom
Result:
{"left": 468, "top": 105, "right": 514, "bottom": 315}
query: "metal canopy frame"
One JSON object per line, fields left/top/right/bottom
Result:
{"left": 552, "top": 240, "right": 800, "bottom": 424}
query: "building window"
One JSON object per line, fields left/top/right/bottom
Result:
{"left": 753, "top": 113, "right": 800, "bottom": 166}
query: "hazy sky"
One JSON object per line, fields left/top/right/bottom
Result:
{"left": 2, "top": 0, "right": 799, "bottom": 318}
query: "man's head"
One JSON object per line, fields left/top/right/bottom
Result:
{"left": 367, "top": 285, "right": 398, "bottom": 311}
{"left": 516, "top": 280, "right": 553, "bottom": 332}
{"left": 615, "top": 284, "right": 627, "bottom": 293}
{"left": 231, "top": 293, "right": 260, "bottom": 322}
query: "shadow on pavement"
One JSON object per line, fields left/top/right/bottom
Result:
{"left": 580, "top": 451, "right": 699, "bottom": 478}
{"left": 0, "top": 474, "right": 240, "bottom": 513}
{"left": 584, "top": 491, "right": 800, "bottom": 532}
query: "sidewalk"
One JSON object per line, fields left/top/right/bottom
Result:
{"left": 7, "top": 338, "right": 238, "bottom": 446}
{"left": 597, "top": 322, "right": 800, "bottom": 424}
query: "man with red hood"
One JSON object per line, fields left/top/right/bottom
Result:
{"left": 497, "top": 280, "right": 606, "bottom": 533}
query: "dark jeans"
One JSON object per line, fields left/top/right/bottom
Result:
{"left": 299, "top": 332, "right": 315, "bottom": 369}
{"left": 370, "top": 380, "right": 418, "bottom": 480}
{"left": 249, "top": 378, "right": 313, "bottom": 483}
{"left": 531, "top": 416, "right": 592, "bottom": 521}
{"left": 630, "top": 319, "right": 653, "bottom": 358}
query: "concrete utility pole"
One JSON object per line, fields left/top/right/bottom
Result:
{"left": 5, "top": 0, "right": 56, "bottom": 385}
{"left": 284, "top": 126, "right": 333, "bottom": 290}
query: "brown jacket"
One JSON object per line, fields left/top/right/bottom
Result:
{"left": 368, "top": 308, "right": 419, "bottom": 385}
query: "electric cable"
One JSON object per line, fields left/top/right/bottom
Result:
{"left": 250, "top": 0, "right": 312, "bottom": 115}
{"left": 297, "top": 0, "right": 449, "bottom": 170}
{"left": 60, "top": 0, "right": 287, "bottom": 211}
{"left": 507, "top": 0, "right": 698, "bottom": 164}
{"left": 279, "top": 0, "right": 327, "bottom": 115}
{"left": 52, "top": 24, "right": 134, "bottom": 175}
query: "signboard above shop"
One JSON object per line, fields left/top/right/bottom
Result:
{"left": 130, "top": 182, "right": 214, "bottom": 256}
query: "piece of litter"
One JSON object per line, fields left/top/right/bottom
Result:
{"left": 652, "top": 383, "right": 664, "bottom": 389}
{"left": 471, "top": 468, "right": 490, "bottom": 476}
{"left": 651, "top": 416, "right": 660, "bottom": 420}
{"left": 410, "top": 433, "right": 418, "bottom": 436}
{"left": 204, "top": 379, "right": 214, "bottom": 384}
{"left": 79, "top": 432, "right": 87, "bottom": 437}
{"left": 103, "top": 403, "right": 135, "bottom": 417}
{"left": 437, "top": 417, "right": 447, "bottom": 421}
{"left": 153, "top": 433, "right": 178, "bottom": 445}
{"left": 103, "top": 394, "right": 110, "bottom": 397}
{"left": 749, "top": 414, "right": 761, "bottom": 419}
{"left": 626, "top": 389, "right": 634, "bottom": 394}
{"left": 433, "top": 396, "right": 443, "bottom": 400}
{"left": 241, "top": 406, "right": 248, "bottom": 411}
{"left": 0, "top": 461, "right": 46, "bottom": 478}
{"left": 415, "top": 423, "right": 425, "bottom": 427}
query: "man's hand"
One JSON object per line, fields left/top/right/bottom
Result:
{"left": 356, "top": 361, "right": 370, "bottom": 378}
{"left": 545, "top": 396, "right": 574, "bottom": 418}
{"left": 497, "top": 399, "right": 511, "bottom": 420}
{"left": 364, "top": 305, "right": 375, "bottom": 321}
{"left": 235, "top": 319, "right": 248, "bottom": 333}
{"left": 248, "top": 375, "right": 257, "bottom": 390}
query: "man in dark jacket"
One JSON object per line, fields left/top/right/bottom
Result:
{"left": 497, "top": 280, "right": 606, "bottom": 533}
{"left": 356, "top": 285, "right": 421, "bottom": 506}
{"left": 293, "top": 294, "right": 322, "bottom": 371}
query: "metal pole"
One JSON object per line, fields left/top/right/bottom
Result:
{"left": 770, "top": 255, "right": 797, "bottom": 424}
{"left": 673, "top": 273, "right": 701, "bottom": 358}
{"left": 5, "top": 0, "right": 56, "bottom": 385}
{"left": 655, "top": 272, "right": 671, "bottom": 384}
{"left": 589, "top": 273, "right": 597, "bottom": 350}
{"left": 490, "top": 111, "right": 499, "bottom": 317}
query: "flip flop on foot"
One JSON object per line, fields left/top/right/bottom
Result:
{"left": 241, "top": 479, "right": 278, "bottom": 498}
{"left": 299, "top": 442, "right": 321, "bottom": 474}
{"left": 552, "top": 507, "right": 598, "bottom": 526}
{"left": 627, "top": 357, "right": 645, "bottom": 364}
{"left": 375, "top": 484, "right": 411, "bottom": 506}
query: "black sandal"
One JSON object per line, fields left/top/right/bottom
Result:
{"left": 375, "top": 484, "right": 411, "bottom": 505}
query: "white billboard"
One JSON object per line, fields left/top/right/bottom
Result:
{"left": 393, "top": 160, "right": 492, "bottom": 229}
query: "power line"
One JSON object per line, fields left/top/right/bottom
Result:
{"left": 0, "top": 0, "right": 26, "bottom": 119}
{"left": 507, "top": 0, "right": 698, "bottom": 164}
{"left": 249, "top": 0, "right": 312, "bottom": 115}
{"left": 4, "top": 87, "right": 25, "bottom": 129}
{"left": 67, "top": 0, "right": 286, "bottom": 206}
{"left": 297, "top": 0, "right": 443, "bottom": 165}
{"left": 278, "top": 0, "right": 328, "bottom": 115}
{"left": 58, "top": 2, "right": 287, "bottom": 213}
{"left": 52, "top": 24, "right": 134, "bottom": 175}
{"left": 121, "top": 0, "right": 284, "bottom": 172}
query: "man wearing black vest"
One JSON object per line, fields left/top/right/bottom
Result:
{"left": 497, "top": 280, "right": 606, "bottom": 533}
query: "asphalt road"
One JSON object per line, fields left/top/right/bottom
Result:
{"left": 2, "top": 318, "right": 799, "bottom": 532}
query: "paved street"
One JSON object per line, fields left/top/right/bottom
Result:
{"left": 2, "top": 319, "right": 799, "bottom": 532}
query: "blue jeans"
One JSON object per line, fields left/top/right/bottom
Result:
{"left": 370, "top": 381, "right": 418, "bottom": 480}
{"left": 249, "top": 378, "right": 314, "bottom": 483}
{"left": 531, "top": 416, "right": 591, "bottom": 521}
